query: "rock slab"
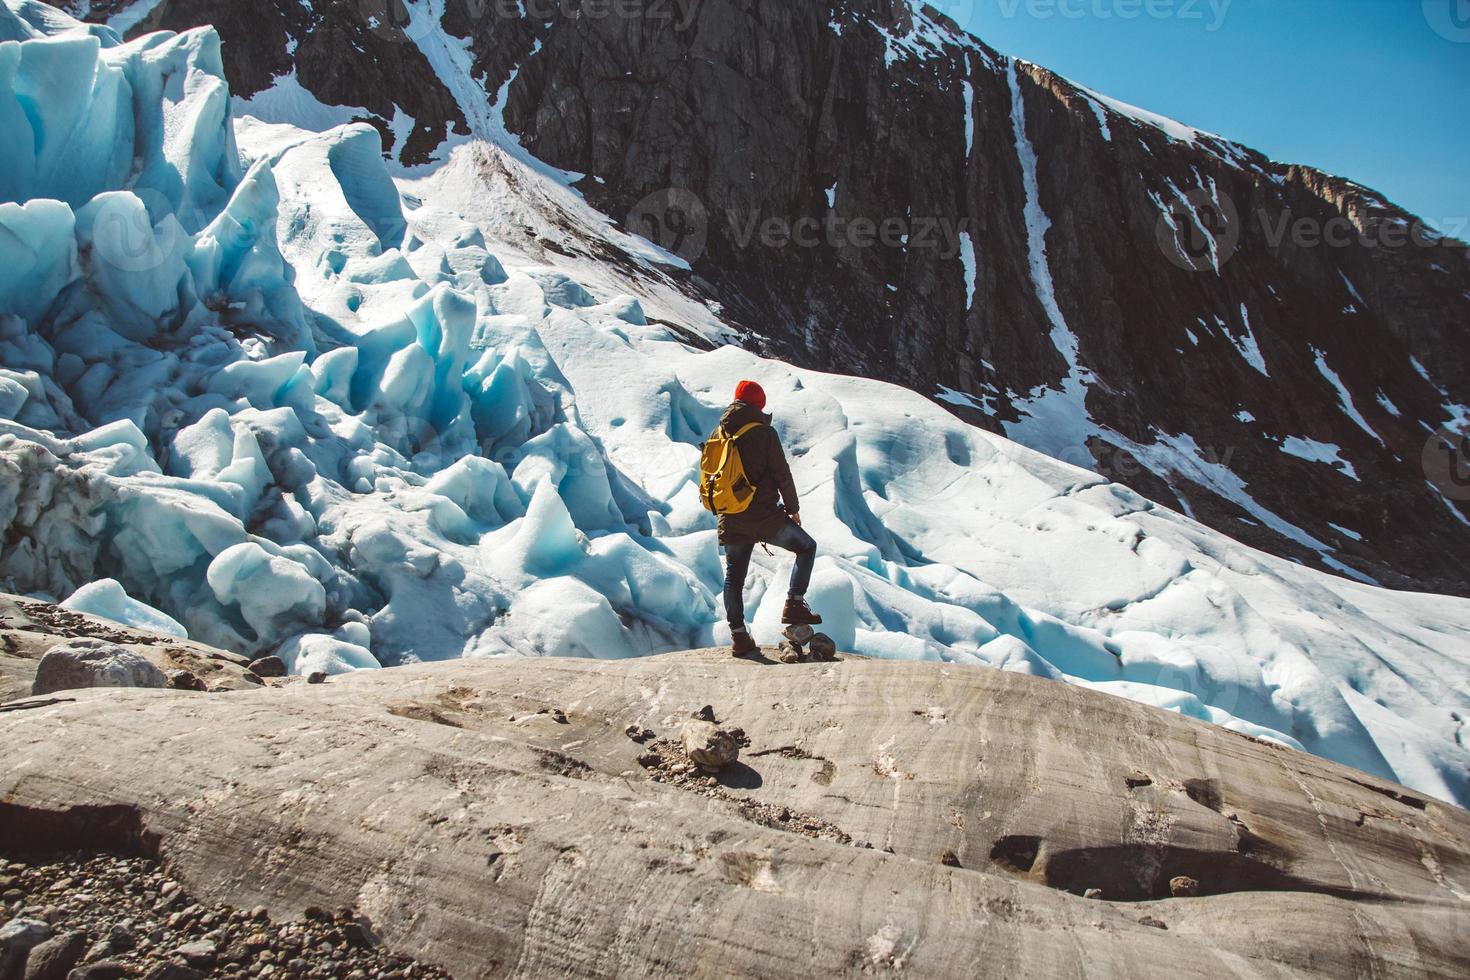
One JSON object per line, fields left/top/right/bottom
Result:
{"left": 2, "top": 648, "right": 1468, "bottom": 979}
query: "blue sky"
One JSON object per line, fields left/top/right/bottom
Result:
{"left": 933, "top": 0, "right": 1470, "bottom": 236}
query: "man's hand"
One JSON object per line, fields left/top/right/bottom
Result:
{"left": 790, "top": 512, "right": 801, "bottom": 527}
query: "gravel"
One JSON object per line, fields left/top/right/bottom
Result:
{"left": 0, "top": 850, "right": 453, "bottom": 979}
{"left": 635, "top": 736, "right": 855, "bottom": 846}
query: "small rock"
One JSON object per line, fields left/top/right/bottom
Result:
{"left": 808, "top": 632, "right": 837, "bottom": 661}
{"left": 247, "top": 656, "right": 287, "bottom": 678}
{"left": 1083, "top": 888, "right": 1104, "bottom": 900}
{"left": 31, "top": 639, "right": 169, "bottom": 695}
{"left": 682, "top": 719, "right": 739, "bottom": 771}
{"left": 218, "top": 942, "right": 251, "bottom": 964}
{"left": 939, "top": 849, "right": 961, "bottom": 868}
{"left": 141, "top": 964, "right": 203, "bottom": 980}
{"left": 623, "top": 724, "right": 643, "bottom": 741}
{"left": 692, "top": 705, "right": 715, "bottom": 722}
{"left": 22, "top": 929, "right": 86, "bottom": 980}
{"left": 1138, "top": 915, "right": 1168, "bottom": 930}
{"left": 306, "top": 672, "right": 327, "bottom": 685}
{"left": 340, "top": 923, "right": 373, "bottom": 950}
{"left": 549, "top": 708, "right": 567, "bottom": 724}
{"left": 250, "top": 906, "right": 268, "bottom": 922}
{"left": 174, "top": 939, "right": 217, "bottom": 967}
{"left": 167, "top": 670, "right": 206, "bottom": 692}
{"left": 67, "top": 961, "right": 131, "bottom": 980}
{"left": 1168, "top": 875, "right": 1200, "bottom": 898}
{"left": 1, "top": 917, "right": 52, "bottom": 975}
{"left": 636, "top": 752, "right": 661, "bottom": 768}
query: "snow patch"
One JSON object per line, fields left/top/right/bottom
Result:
{"left": 1001, "top": 60, "right": 1096, "bottom": 463}
{"left": 1280, "top": 436, "right": 1359, "bottom": 481}
{"left": 958, "top": 232, "right": 976, "bottom": 309}
{"left": 1314, "top": 349, "right": 1384, "bottom": 447}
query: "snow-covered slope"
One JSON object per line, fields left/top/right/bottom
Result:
{"left": 1, "top": 8, "right": 1468, "bottom": 807}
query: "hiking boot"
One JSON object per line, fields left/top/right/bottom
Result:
{"left": 731, "top": 629, "right": 758, "bottom": 657}
{"left": 781, "top": 598, "right": 822, "bottom": 626}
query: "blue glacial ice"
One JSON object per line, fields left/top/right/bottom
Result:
{"left": 60, "top": 576, "right": 187, "bottom": 638}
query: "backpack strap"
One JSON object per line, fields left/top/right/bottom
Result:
{"left": 711, "top": 422, "right": 763, "bottom": 475}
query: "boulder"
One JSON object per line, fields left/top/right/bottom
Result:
{"left": 21, "top": 930, "right": 85, "bottom": 980}
{"left": 0, "top": 918, "right": 50, "bottom": 978}
{"left": 139, "top": 965, "right": 201, "bottom": 980}
{"left": 246, "top": 656, "right": 286, "bottom": 678}
{"left": 807, "top": 633, "right": 837, "bottom": 661}
{"left": 172, "top": 940, "right": 216, "bottom": 968}
{"left": 31, "top": 639, "right": 168, "bottom": 696}
{"left": 167, "top": 671, "right": 205, "bottom": 692}
{"left": 682, "top": 719, "right": 740, "bottom": 772}
{"left": 64, "top": 963, "right": 129, "bottom": 980}
{"left": 1169, "top": 875, "right": 1201, "bottom": 898}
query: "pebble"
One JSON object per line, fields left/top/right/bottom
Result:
{"left": 1168, "top": 875, "right": 1201, "bottom": 898}
{"left": 175, "top": 938, "right": 217, "bottom": 965}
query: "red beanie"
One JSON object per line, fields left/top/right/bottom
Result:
{"left": 734, "top": 380, "right": 766, "bottom": 411}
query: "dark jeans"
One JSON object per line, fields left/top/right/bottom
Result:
{"left": 723, "top": 519, "right": 817, "bottom": 631}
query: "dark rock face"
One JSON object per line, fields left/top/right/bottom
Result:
{"left": 81, "top": 0, "right": 1470, "bottom": 593}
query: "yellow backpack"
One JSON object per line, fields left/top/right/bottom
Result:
{"left": 698, "top": 421, "right": 764, "bottom": 514}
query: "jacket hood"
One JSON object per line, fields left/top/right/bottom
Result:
{"left": 720, "top": 401, "right": 771, "bottom": 432}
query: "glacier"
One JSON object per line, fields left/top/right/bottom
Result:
{"left": 1, "top": 3, "right": 1468, "bottom": 808}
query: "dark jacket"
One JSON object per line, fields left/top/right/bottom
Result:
{"left": 713, "top": 400, "right": 799, "bottom": 546}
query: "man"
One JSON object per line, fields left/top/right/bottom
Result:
{"left": 716, "top": 380, "right": 821, "bottom": 657}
